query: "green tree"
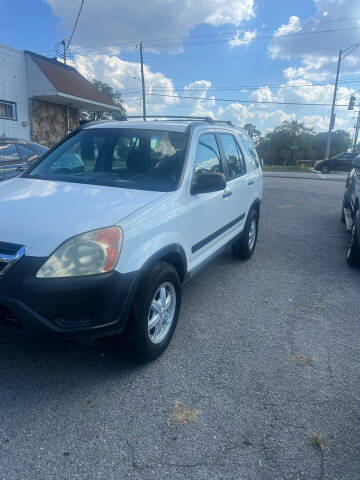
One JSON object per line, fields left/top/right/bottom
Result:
{"left": 80, "top": 79, "right": 126, "bottom": 122}
{"left": 243, "top": 123, "right": 262, "bottom": 145}
{"left": 258, "top": 120, "right": 314, "bottom": 165}
{"left": 313, "top": 130, "right": 351, "bottom": 158}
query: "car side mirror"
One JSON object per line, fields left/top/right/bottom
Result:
{"left": 352, "top": 157, "right": 360, "bottom": 169}
{"left": 191, "top": 171, "right": 226, "bottom": 195}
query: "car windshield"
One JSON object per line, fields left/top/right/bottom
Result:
{"left": 25, "top": 128, "right": 189, "bottom": 192}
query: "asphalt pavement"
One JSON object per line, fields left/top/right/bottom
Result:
{"left": 1, "top": 176, "right": 359, "bottom": 479}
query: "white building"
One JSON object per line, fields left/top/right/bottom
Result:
{"left": 0, "top": 44, "right": 120, "bottom": 146}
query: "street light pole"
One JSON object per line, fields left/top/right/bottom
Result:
{"left": 353, "top": 109, "right": 360, "bottom": 153}
{"left": 61, "top": 39, "right": 67, "bottom": 65}
{"left": 325, "top": 49, "right": 342, "bottom": 161}
{"left": 325, "top": 42, "right": 360, "bottom": 161}
{"left": 139, "top": 41, "right": 147, "bottom": 121}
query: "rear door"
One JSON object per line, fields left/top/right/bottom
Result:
{"left": 217, "top": 132, "right": 249, "bottom": 230}
{"left": 237, "top": 133, "right": 263, "bottom": 207}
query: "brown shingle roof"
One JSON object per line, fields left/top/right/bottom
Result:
{"left": 25, "top": 51, "right": 117, "bottom": 108}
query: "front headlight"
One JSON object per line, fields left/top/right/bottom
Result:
{"left": 36, "top": 226, "right": 123, "bottom": 278}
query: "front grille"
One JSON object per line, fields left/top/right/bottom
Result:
{"left": 0, "top": 241, "right": 26, "bottom": 275}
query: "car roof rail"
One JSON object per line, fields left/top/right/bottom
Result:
{"left": 79, "top": 116, "right": 241, "bottom": 135}
{"left": 126, "top": 115, "right": 214, "bottom": 122}
{"left": 79, "top": 119, "right": 116, "bottom": 129}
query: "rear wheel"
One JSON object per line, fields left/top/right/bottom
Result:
{"left": 347, "top": 215, "right": 360, "bottom": 267}
{"left": 132, "top": 262, "right": 181, "bottom": 361}
{"left": 231, "top": 209, "right": 259, "bottom": 260}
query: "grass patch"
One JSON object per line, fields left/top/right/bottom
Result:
{"left": 309, "top": 431, "right": 326, "bottom": 451}
{"left": 290, "top": 354, "right": 315, "bottom": 367}
{"left": 168, "top": 401, "right": 201, "bottom": 426}
{"left": 263, "top": 165, "right": 313, "bottom": 173}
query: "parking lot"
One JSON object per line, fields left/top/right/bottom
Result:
{"left": 1, "top": 176, "right": 359, "bottom": 480}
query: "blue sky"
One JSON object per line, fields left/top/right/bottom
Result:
{"left": 3, "top": 0, "right": 360, "bottom": 134}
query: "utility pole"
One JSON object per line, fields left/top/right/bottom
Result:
{"left": 325, "top": 49, "right": 342, "bottom": 161}
{"left": 61, "top": 40, "right": 67, "bottom": 64}
{"left": 325, "top": 41, "right": 360, "bottom": 161}
{"left": 139, "top": 41, "right": 147, "bottom": 121}
{"left": 353, "top": 109, "right": 360, "bottom": 153}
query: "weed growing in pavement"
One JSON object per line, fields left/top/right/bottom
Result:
{"left": 290, "top": 354, "right": 315, "bottom": 367}
{"left": 168, "top": 401, "right": 201, "bottom": 426}
{"left": 309, "top": 431, "right": 326, "bottom": 451}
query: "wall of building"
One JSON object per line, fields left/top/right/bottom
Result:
{"left": 29, "top": 99, "right": 79, "bottom": 147}
{"left": 0, "top": 45, "right": 30, "bottom": 140}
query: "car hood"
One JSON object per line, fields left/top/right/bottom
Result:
{"left": 0, "top": 177, "right": 166, "bottom": 256}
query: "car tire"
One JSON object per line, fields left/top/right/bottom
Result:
{"left": 132, "top": 262, "right": 182, "bottom": 361}
{"left": 321, "top": 165, "right": 330, "bottom": 174}
{"left": 347, "top": 215, "right": 360, "bottom": 267}
{"left": 231, "top": 209, "right": 259, "bottom": 260}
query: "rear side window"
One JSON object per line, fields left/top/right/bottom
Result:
{"left": 219, "top": 134, "right": 246, "bottom": 179}
{"left": 17, "top": 144, "right": 36, "bottom": 161}
{"left": 239, "top": 134, "right": 259, "bottom": 170}
{"left": 194, "top": 134, "right": 222, "bottom": 177}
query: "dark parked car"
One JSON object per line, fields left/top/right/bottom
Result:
{"left": 340, "top": 154, "right": 360, "bottom": 266}
{"left": 314, "top": 152, "right": 357, "bottom": 174}
{"left": 0, "top": 138, "right": 48, "bottom": 180}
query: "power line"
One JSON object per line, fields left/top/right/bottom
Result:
{"left": 56, "top": 15, "right": 360, "bottom": 53}
{"left": 67, "top": 0, "right": 85, "bottom": 49}
{"left": 145, "top": 92, "right": 354, "bottom": 107}
{"left": 336, "top": 87, "right": 360, "bottom": 101}
{"left": 120, "top": 79, "right": 360, "bottom": 95}
{"left": 144, "top": 26, "right": 360, "bottom": 48}
{"left": 147, "top": 79, "right": 360, "bottom": 92}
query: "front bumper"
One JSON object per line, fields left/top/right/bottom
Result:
{"left": 0, "top": 255, "right": 137, "bottom": 338}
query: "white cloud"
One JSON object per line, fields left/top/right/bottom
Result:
{"left": 46, "top": 0, "right": 254, "bottom": 53}
{"left": 71, "top": 54, "right": 179, "bottom": 114}
{"left": 274, "top": 16, "right": 302, "bottom": 38}
{"left": 268, "top": 0, "right": 360, "bottom": 80}
{"left": 299, "top": 114, "right": 331, "bottom": 131}
{"left": 229, "top": 30, "right": 257, "bottom": 47}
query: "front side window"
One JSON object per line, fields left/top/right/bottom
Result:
{"left": 239, "top": 134, "right": 259, "bottom": 170}
{"left": 0, "top": 101, "right": 16, "bottom": 120}
{"left": 219, "top": 134, "right": 246, "bottom": 179}
{"left": 25, "top": 128, "right": 188, "bottom": 192}
{"left": 193, "top": 133, "right": 222, "bottom": 177}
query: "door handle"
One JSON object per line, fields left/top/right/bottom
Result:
{"left": 223, "top": 189, "right": 232, "bottom": 198}
{"left": 248, "top": 179, "right": 255, "bottom": 185}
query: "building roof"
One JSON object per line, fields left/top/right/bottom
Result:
{"left": 25, "top": 51, "right": 118, "bottom": 110}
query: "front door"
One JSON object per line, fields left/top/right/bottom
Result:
{"left": 186, "top": 132, "right": 235, "bottom": 270}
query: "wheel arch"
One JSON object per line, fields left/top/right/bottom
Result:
{"left": 135, "top": 244, "right": 187, "bottom": 285}
{"left": 249, "top": 198, "right": 261, "bottom": 217}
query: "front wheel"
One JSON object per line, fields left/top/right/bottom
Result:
{"left": 132, "top": 262, "right": 182, "bottom": 361}
{"left": 231, "top": 209, "right": 259, "bottom": 260}
{"left": 321, "top": 165, "right": 330, "bottom": 174}
{"left": 347, "top": 217, "right": 360, "bottom": 267}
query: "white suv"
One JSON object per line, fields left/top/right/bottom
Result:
{"left": 0, "top": 118, "right": 263, "bottom": 360}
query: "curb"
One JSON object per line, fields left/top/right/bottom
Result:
{"left": 263, "top": 173, "right": 346, "bottom": 182}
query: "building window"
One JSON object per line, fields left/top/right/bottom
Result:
{"left": 0, "top": 101, "right": 17, "bottom": 120}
